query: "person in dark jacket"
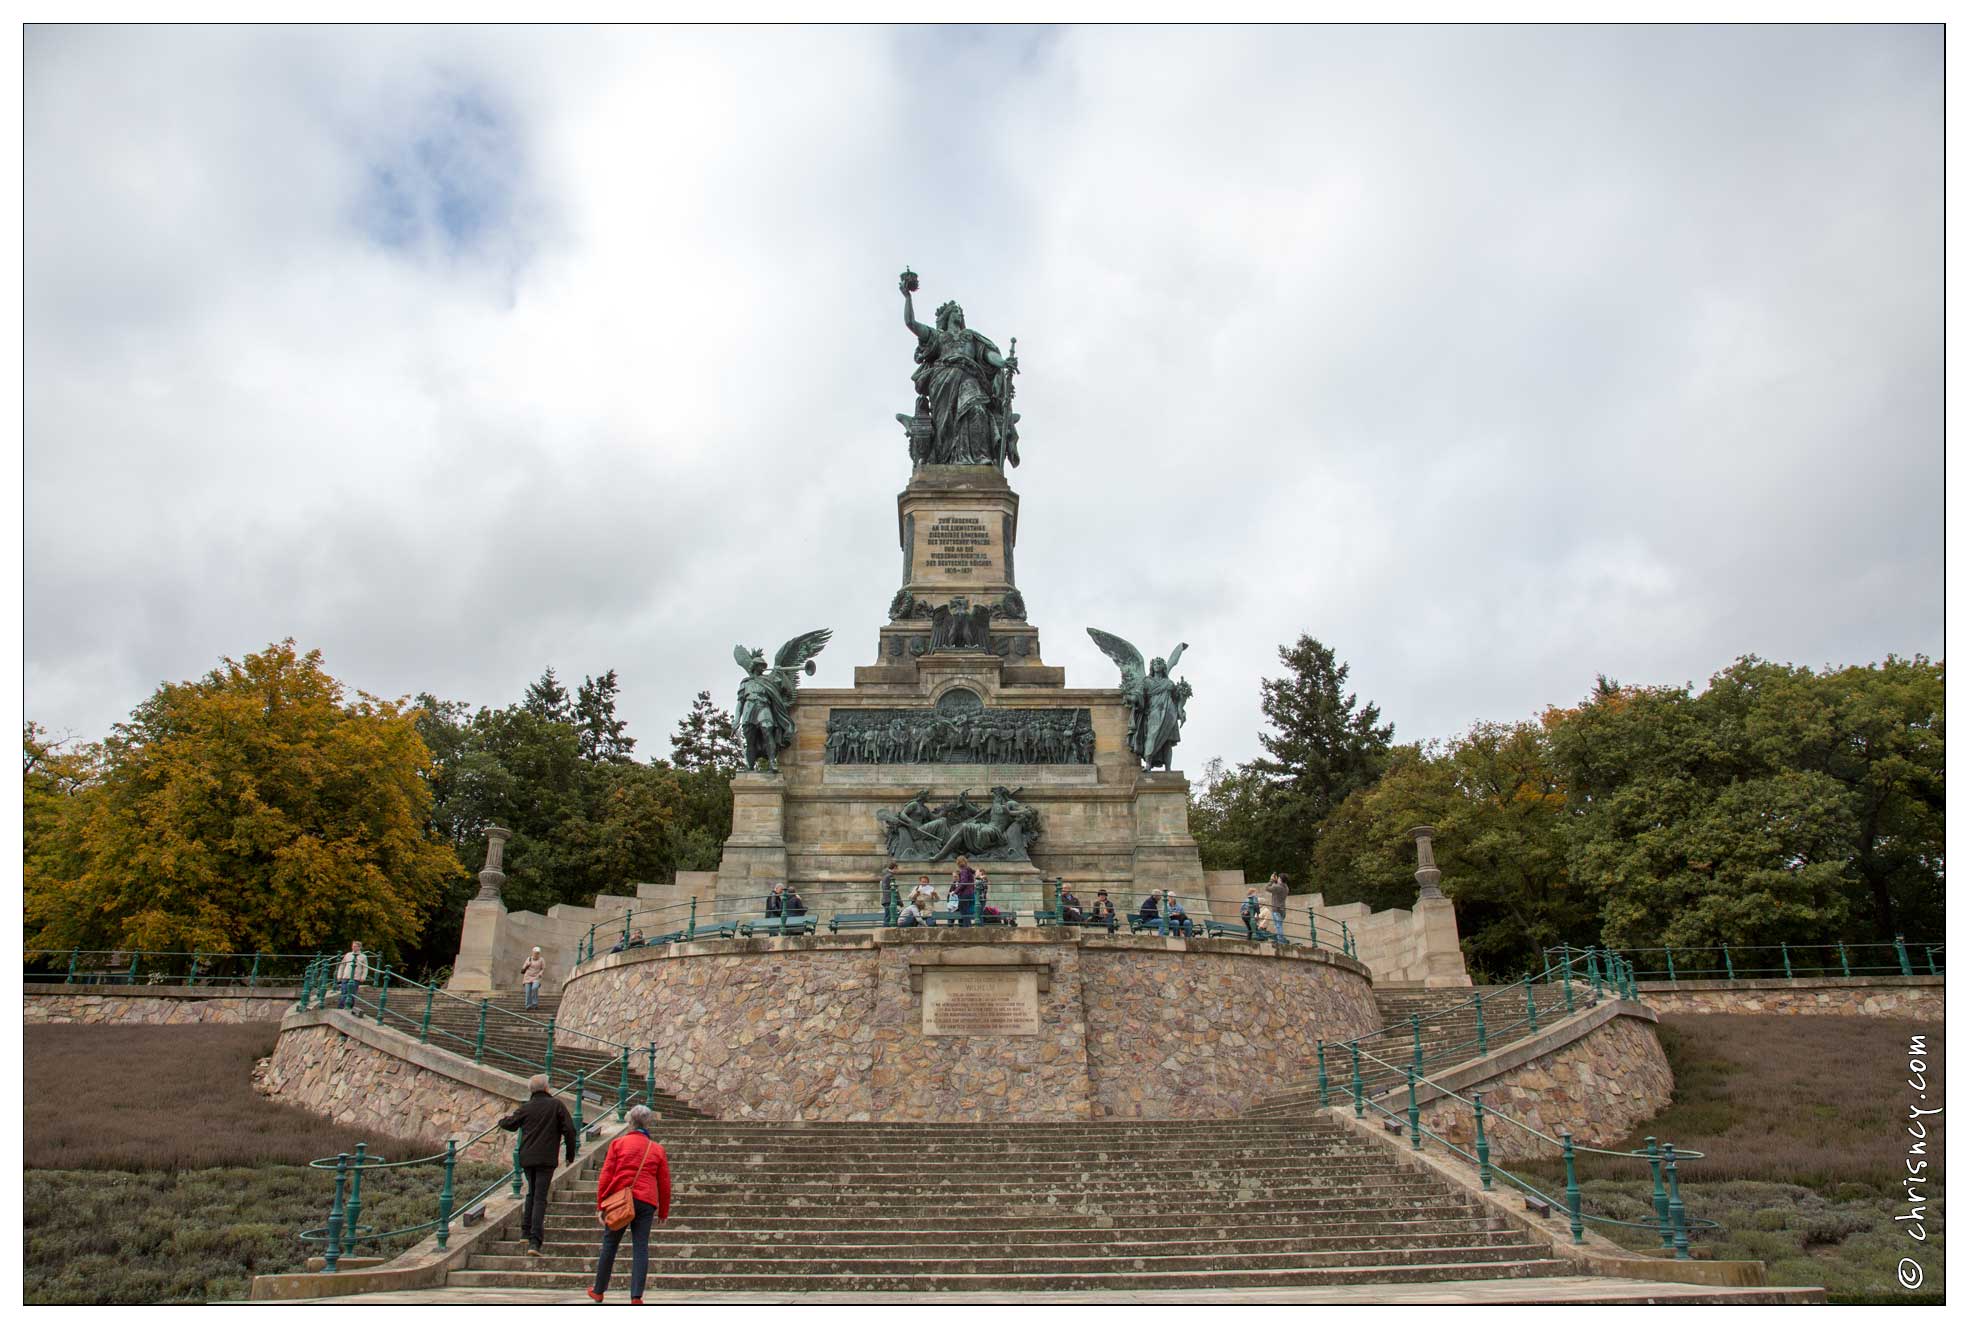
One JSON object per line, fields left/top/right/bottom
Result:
{"left": 1089, "top": 890, "right": 1118, "bottom": 933}
{"left": 764, "top": 885, "right": 784, "bottom": 919}
{"left": 589, "top": 1105, "right": 673, "bottom": 1304}
{"left": 499, "top": 1074, "right": 577, "bottom": 1256}
{"left": 1137, "top": 892, "right": 1161, "bottom": 929}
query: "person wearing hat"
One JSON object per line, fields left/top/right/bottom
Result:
{"left": 520, "top": 946, "right": 547, "bottom": 1010}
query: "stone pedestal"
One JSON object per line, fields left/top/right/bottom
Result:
{"left": 714, "top": 772, "right": 789, "bottom": 910}
{"left": 448, "top": 897, "right": 508, "bottom": 993}
{"left": 1131, "top": 770, "right": 1208, "bottom": 901}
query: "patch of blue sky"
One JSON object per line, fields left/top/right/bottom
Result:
{"left": 357, "top": 83, "right": 522, "bottom": 260}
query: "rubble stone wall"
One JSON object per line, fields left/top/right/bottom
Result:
{"left": 1410, "top": 1010, "right": 1674, "bottom": 1163}
{"left": 554, "top": 930, "right": 1379, "bottom": 1121}
{"left": 1636, "top": 976, "right": 1942, "bottom": 1021}
{"left": 26, "top": 985, "right": 299, "bottom": 1025}
{"left": 261, "top": 1018, "right": 518, "bottom": 1160}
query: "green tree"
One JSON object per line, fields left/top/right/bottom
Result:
{"left": 670, "top": 690, "right": 743, "bottom": 773}
{"left": 23, "top": 642, "right": 459, "bottom": 961}
{"left": 1311, "top": 723, "right": 1588, "bottom": 979}
{"left": 1245, "top": 636, "right": 1394, "bottom": 881}
{"left": 1544, "top": 656, "right": 1938, "bottom": 952}
{"left": 576, "top": 670, "right": 636, "bottom": 764}
{"left": 521, "top": 667, "right": 574, "bottom": 725}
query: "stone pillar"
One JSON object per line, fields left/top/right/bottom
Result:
{"left": 450, "top": 827, "right": 516, "bottom": 993}
{"left": 1407, "top": 825, "right": 1470, "bottom": 987}
{"left": 1410, "top": 825, "right": 1446, "bottom": 901}
{"left": 714, "top": 772, "right": 790, "bottom": 912}
{"left": 1131, "top": 770, "right": 1208, "bottom": 903}
{"left": 475, "top": 825, "right": 512, "bottom": 901}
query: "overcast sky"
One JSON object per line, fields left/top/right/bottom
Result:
{"left": 24, "top": 24, "right": 1942, "bottom": 772}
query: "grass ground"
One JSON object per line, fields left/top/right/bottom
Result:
{"left": 24, "top": 1022, "right": 503, "bottom": 1304}
{"left": 1524, "top": 1013, "right": 1944, "bottom": 1302}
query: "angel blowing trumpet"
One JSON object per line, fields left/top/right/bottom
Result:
{"left": 733, "top": 629, "right": 833, "bottom": 772}
{"left": 1087, "top": 629, "right": 1193, "bottom": 771}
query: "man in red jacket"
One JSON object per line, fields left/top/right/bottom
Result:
{"left": 586, "top": 1110, "right": 673, "bottom": 1307}
{"left": 588, "top": 1105, "right": 672, "bottom": 1304}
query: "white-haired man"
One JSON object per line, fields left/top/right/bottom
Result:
{"left": 333, "top": 941, "right": 368, "bottom": 1010}
{"left": 499, "top": 1073, "right": 577, "bottom": 1257}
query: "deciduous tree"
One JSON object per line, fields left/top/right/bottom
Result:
{"left": 24, "top": 642, "right": 459, "bottom": 961}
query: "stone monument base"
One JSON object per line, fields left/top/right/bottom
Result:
{"left": 555, "top": 928, "right": 1378, "bottom": 1121}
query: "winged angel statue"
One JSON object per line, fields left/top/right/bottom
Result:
{"left": 733, "top": 630, "right": 833, "bottom": 772}
{"left": 1087, "top": 629, "right": 1192, "bottom": 771}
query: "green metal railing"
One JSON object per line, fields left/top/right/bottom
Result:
{"left": 1333, "top": 1039, "right": 1718, "bottom": 1257}
{"left": 565, "top": 885, "right": 1361, "bottom": 966}
{"left": 1544, "top": 938, "right": 1944, "bottom": 983}
{"left": 24, "top": 948, "right": 324, "bottom": 988}
{"left": 299, "top": 1077, "right": 670, "bottom": 1273}
{"left": 1316, "top": 948, "right": 1637, "bottom": 1103}
{"left": 297, "top": 959, "right": 668, "bottom": 1120}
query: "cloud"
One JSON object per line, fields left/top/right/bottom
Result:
{"left": 25, "top": 24, "right": 1941, "bottom": 772}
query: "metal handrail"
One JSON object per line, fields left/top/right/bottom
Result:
{"left": 567, "top": 888, "right": 1364, "bottom": 963}
{"left": 300, "top": 961, "right": 668, "bottom": 1122}
{"left": 1544, "top": 938, "right": 1943, "bottom": 983}
{"left": 298, "top": 1079, "right": 669, "bottom": 1272}
{"left": 1336, "top": 1039, "right": 1717, "bottom": 1256}
{"left": 25, "top": 947, "right": 326, "bottom": 987}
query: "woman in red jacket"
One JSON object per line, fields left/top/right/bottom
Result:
{"left": 588, "top": 1105, "right": 673, "bottom": 1304}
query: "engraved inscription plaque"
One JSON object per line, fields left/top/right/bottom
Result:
{"left": 921, "top": 969, "right": 1040, "bottom": 1037}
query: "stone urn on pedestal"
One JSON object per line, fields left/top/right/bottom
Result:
{"left": 1406, "top": 825, "right": 1472, "bottom": 987}
{"left": 450, "top": 826, "right": 514, "bottom": 993}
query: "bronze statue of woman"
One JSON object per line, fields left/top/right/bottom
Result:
{"left": 900, "top": 270, "right": 1019, "bottom": 467}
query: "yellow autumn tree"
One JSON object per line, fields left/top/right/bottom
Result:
{"left": 24, "top": 641, "right": 460, "bottom": 961}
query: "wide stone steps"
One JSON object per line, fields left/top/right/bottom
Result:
{"left": 542, "top": 1199, "right": 1495, "bottom": 1223}
{"left": 465, "top": 1240, "right": 1559, "bottom": 1277}
{"left": 445, "top": 1259, "right": 1575, "bottom": 1292}
{"left": 484, "top": 1227, "right": 1530, "bottom": 1261}
{"left": 450, "top": 1078, "right": 1563, "bottom": 1293}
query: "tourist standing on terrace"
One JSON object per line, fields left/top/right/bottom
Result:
{"left": 589, "top": 1105, "right": 672, "bottom": 1305}
{"left": 500, "top": 1073, "right": 576, "bottom": 1256}
{"left": 1268, "top": 873, "right": 1290, "bottom": 943}
{"left": 952, "top": 856, "right": 979, "bottom": 927}
{"left": 880, "top": 861, "right": 901, "bottom": 922}
{"left": 334, "top": 941, "right": 368, "bottom": 1009}
{"left": 520, "top": 947, "right": 546, "bottom": 1010}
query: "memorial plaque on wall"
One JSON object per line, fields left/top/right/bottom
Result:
{"left": 920, "top": 968, "right": 1041, "bottom": 1036}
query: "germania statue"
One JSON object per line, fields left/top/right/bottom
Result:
{"left": 897, "top": 268, "right": 1021, "bottom": 469}
{"left": 732, "top": 630, "right": 832, "bottom": 773}
{"left": 1087, "top": 629, "right": 1193, "bottom": 771}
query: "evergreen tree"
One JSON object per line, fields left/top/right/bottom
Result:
{"left": 576, "top": 669, "right": 636, "bottom": 763}
{"left": 671, "top": 690, "right": 743, "bottom": 772}
{"left": 521, "top": 667, "right": 574, "bottom": 725}
{"left": 1245, "top": 635, "right": 1395, "bottom": 881}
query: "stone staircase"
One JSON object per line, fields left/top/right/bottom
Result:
{"left": 445, "top": 1118, "right": 1571, "bottom": 1294}
{"left": 365, "top": 989, "right": 709, "bottom": 1120}
{"left": 1250, "top": 983, "right": 1596, "bottom": 1116}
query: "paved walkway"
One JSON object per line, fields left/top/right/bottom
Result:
{"left": 258, "top": 1277, "right": 1824, "bottom": 1305}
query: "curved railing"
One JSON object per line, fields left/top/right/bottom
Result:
{"left": 297, "top": 1079, "right": 669, "bottom": 1273}
{"left": 1323, "top": 1038, "right": 1719, "bottom": 1257}
{"left": 24, "top": 947, "right": 325, "bottom": 987}
{"left": 1307, "top": 947, "right": 1641, "bottom": 1102}
{"left": 567, "top": 886, "right": 1362, "bottom": 965}
{"left": 296, "top": 960, "right": 676, "bottom": 1120}
{"left": 1546, "top": 937, "right": 1944, "bottom": 983}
